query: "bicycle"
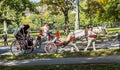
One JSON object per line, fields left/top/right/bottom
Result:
{"left": 10, "top": 34, "right": 34, "bottom": 56}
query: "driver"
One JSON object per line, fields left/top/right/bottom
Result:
{"left": 14, "top": 24, "right": 33, "bottom": 46}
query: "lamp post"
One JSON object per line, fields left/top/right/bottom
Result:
{"left": 75, "top": 0, "right": 80, "bottom": 30}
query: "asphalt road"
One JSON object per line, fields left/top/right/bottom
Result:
{"left": 1, "top": 55, "right": 120, "bottom": 66}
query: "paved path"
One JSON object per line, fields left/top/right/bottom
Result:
{"left": 0, "top": 55, "right": 120, "bottom": 66}
{"left": 0, "top": 40, "right": 120, "bottom": 55}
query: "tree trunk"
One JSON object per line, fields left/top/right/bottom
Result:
{"left": 63, "top": 10, "right": 69, "bottom": 24}
{"left": 4, "top": 20, "right": 7, "bottom": 34}
{"left": 64, "top": 11, "right": 69, "bottom": 24}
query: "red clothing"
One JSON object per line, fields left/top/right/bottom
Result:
{"left": 84, "top": 28, "right": 88, "bottom": 35}
{"left": 48, "top": 34, "right": 51, "bottom": 40}
{"left": 89, "top": 35, "right": 97, "bottom": 38}
{"left": 40, "top": 31, "right": 43, "bottom": 36}
{"left": 55, "top": 31, "right": 60, "bottom": 39}
{"left": 88, "top": 27, "right": 97, "bottom": 38}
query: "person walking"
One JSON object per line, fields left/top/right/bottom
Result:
{"left": 2, "top": 31, "right": 8, "bottom": 47}
{"left": 63, "top": 24, "right": 69, "bottom": 35}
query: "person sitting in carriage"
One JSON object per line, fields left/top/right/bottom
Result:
{"left": 43, "top": 23, "right": 53, "bottom": 40}
{"left": 39, "top": 23, "right": 55, "bottom": 41}
{"left": 14, "top": 24, "right": 33, "bottom": 47}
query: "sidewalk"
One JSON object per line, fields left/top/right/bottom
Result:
{"left": 0, "top": 55, "right": 120, "bottom": 66}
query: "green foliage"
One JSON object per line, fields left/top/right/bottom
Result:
{"left": 79, "top": 0, "right": 120, "bottom": 27}
{"left": 0, "top": 0, "right": 37, "bottom": 34}
{"left": 39, "top": 0, "right": 74, "bottom": 24}
{"left": 105, "top": 0, "right": 119, "bottom": 21}
{"left": 80, "top": 0, "right": 106, "bottom": 26}
{"left": 0, "top": 0, "right": 36, "bottom": 19}
{"left": 0, "top": 0, "right": 120, "bottom": 32}
{"left": 0, "top": 0, "right": 36, "bottom": 13}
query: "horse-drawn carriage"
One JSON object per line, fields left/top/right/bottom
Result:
{"left": 10, "top": 25, "right": 108, "bottom": 55}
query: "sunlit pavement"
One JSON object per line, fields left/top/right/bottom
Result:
{"left": 0, "top": 47, "right": 12, "bottom": 55}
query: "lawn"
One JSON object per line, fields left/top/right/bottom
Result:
{"left": 107, "top": 28, "right": 120, "bottom": 33}
{"left": 0, "top": 64, "right": 120, "bottom": 70}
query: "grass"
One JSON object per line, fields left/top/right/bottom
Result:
{"left": 107, "top": 27, "right": 120, "bottom": 34}
{"left": 1, "top": 64, "right": 120, "bottom": 70}
{"left": 0, "top": 49, "right": 120, "bottom": 60}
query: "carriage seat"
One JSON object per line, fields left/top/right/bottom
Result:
{"left": 55, "top": 41, "right": 64, "bottom": 46}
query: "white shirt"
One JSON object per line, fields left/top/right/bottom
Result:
{"left": 43, "top": 25, "right": 49, "bottom": 36}
{"left": 14, "top": 26, "right": 23, "bottom": 36}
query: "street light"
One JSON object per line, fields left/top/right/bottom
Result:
{"left": 64, "top": 0, "right": 80, "bottom": 30}
{"left": 75, "top": 0, "right": 80, "bottom": 30}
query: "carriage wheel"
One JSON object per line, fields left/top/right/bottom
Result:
{"left": 44, "top": 42, "right": 57, "bottom": 53}
{"left": 10, "top": 40, "right": 34, "bottom": 56}
{"left": 10, "top": 40, "right": 25, "bottom": 56}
